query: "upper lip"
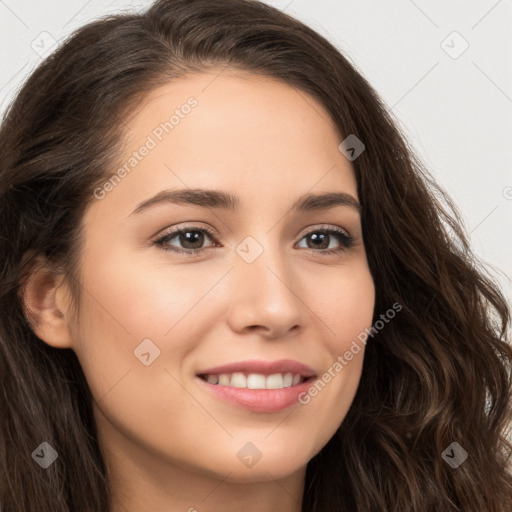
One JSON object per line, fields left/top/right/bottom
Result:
{"left": 196, "top": 359, "right": 317, "bottom": 377}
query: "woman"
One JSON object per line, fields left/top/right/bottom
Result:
{"left": 1, "top": 0, "right": 511, "bottom": 510}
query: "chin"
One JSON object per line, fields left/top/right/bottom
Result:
{"left": 200, "top": 444, "right": 311, "bottom": 483}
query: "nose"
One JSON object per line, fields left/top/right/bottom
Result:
{"left": 225, "top": 248, "right": 307, "bottom": 339}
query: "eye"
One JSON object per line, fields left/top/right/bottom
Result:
{"left": 153, "top": 224, "right": 355, "bottom": 257}
{"left": 296, "top": 225, "right": 355, "bottom": 255}
{"left": 154, "top": 225, "right": 218, "bottom": 255}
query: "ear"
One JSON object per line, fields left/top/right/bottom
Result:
{"left": 19, "top": 255, "right": 74, "bottom": 349}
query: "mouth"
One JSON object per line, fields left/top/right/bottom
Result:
{"left": 195, "top": 359, "right": 318, "bottom": 412}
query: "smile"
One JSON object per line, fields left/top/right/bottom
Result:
{"left": 195, "top": 359, "right": 318, "bottom": 412}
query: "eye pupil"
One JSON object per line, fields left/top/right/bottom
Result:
{"left": 180, "top": 230, "right": 204, "bottom": 249}
{"left": 308, "top": 232, "right": 329, "bottom": 249}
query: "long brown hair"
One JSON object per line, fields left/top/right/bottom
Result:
{"left": 1, "top": 1, "right": 511, "bottom": 510}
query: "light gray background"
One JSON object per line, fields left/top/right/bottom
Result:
{"left": 1, "top": 0, "right": 511, "bottom": 302}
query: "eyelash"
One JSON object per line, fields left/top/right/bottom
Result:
{"left": 153, "top": 224, "right": 355, "bottom": 257}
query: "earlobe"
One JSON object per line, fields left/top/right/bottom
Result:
{"left": 18, "top": 256, "right": 74, "bottom": 349}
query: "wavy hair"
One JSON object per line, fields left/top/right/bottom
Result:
{"left": 1, "top": 0, "right": 511, "bottom": 510}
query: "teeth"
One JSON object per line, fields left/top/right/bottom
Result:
{"left": 202, "top": 372, "right": 307, "bottom": 389}
{"left": 247, "top": 373, "right": 266, "bottom": 389}
{"left": 283, "top": 373, "right": 293, "bottom": 387}
{"left": 219, "top": 374, "right": 230, "bottom": 386}
{"left": 266, "top": 373, "right": 284, "bottom": 389}
{"left": 230, "top": 372, "right": 246, "bottom": 388}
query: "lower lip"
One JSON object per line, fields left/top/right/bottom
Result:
{"left": 196, "top": 376, "right": 316, "bottom": 412}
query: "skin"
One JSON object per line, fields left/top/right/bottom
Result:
{"left": 23, "top": 68, "right": 375, "bottom": 512}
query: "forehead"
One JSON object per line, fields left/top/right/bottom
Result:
{"left": 87, "top": 68, "right": 358, "bottom": 221}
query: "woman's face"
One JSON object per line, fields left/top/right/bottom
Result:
{"left": 63, "top": 69, "right": 375, "bottom": 484}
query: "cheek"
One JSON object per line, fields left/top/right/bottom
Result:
{"left": 69, "top": 256, "right": 204, "bottom": 456}
{"left": 329, "top": 266, "right": 375, "bottom": 380}
{"left": 321, "top": 264, "right": 376, "bottom": 344}
{"left": 70, "top": 247, "right": 233, "bottom": 399}
{"left": 302, "top": 266, "right": 374, "bottom": 437}
{"left": 75, "top": 246, "right": 214, "bottom": 340}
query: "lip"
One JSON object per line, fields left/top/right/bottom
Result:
{"left": 196, "top": 358, "right": 317, "bottom": 378}
{"left": 195, "top": 358, "right": 318, "bottom": 413}
{"left": 196, "top": 374, "right": 317, "bottom": 412}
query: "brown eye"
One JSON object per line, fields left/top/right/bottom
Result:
{"left": 296, "top": 227, "right": 354, "bottom": 254}
{"left": 154, "top": 226, "right": 217, "bottom": 255}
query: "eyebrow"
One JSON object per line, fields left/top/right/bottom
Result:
{"left": 129, "top": 188, "right": 361, "bottom": 216}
